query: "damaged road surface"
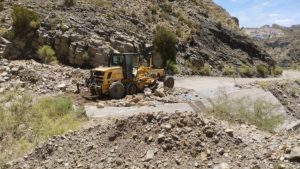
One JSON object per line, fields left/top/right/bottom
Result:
{"left": 84, "top": 70, "right": 300, "bottom": 131}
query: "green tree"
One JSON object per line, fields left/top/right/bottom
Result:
{"left": 153, "top": 26, "right": 177, "bottom": 66}
{"left": 12, "top": 6, "right": 40, "bottom": 37}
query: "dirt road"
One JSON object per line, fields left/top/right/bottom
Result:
{"left": 175, "top": 70, "right": 300, "bottom": 97}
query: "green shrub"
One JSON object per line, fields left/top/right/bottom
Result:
{"left": 222, "top": 65, "right": 235, "bottom": 76}
{"left": 199, "top": 63, "right": 211, "bottom": 76}
{"left": 37, "top": 45, "right": 57, "bottom": 64}
{"left": 153, "top": 26, "right": 177, "bottom": 66}
{"left": 239, "top": 64, "right": 254, "bottom": 77}
{"left": 273, "top": 65, "right": 283, "bottom": 76}
{"left": 256, "top": 64, "right": 269, "bottom": 77}
{"left": 12, "top": 6, "right": 40, "bottom": 37}
{"left": 0, "top": 91, "right": 86, "bottom": 168}
{"left": 209, "top": 90, "right": 284, "bottom": 133}
{"left": 166, "top": 60, "right": 178, "bottom": 74}
{"left": 64, "top": 0, "right": 76, "bottom": 7}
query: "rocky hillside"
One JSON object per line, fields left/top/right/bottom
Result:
{"left": 244, "top": 25, "right": 300, "bottom": 67}
{"left": 0, "top": 0, "right": 275, "bottom": 75}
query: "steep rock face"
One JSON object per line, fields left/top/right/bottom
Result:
{"left": 0, "top": 0, "right": 274, "bottom": 74}
{"left": 244, "top": 25, "right": 300, "bottom": 66}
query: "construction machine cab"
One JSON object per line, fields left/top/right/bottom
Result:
{"left": 108, "top": 53, "right": 140, "bottom": 79}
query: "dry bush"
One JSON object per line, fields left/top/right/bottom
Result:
{"left": 209, "top": 89, "right": 284, "bottom": 132}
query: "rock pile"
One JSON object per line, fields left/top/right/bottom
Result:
{"left": 0, "top": 58, "right": 89, "bottom": 94}
{"left": 93, "top": 86, "right": 195, "bottom": 108}
{"left": 7, "top": 111, "right": 300, "bottom": 168}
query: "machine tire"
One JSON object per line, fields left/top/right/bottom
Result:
{"left": 109, "top": 82, "right": 125, "bottom": 99}
{"left": 164, "top": 76, "right": 175, "bottom": 88}
{"left": 126, "top": 83, "right": 138, "bottom": 95}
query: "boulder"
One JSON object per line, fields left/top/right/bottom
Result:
{"left": 213, "top": 163, "right": 230, "bottom": 169}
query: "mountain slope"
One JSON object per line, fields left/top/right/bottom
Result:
{"left": 0, "top": 0, "right": 274, "bottom": 75}
{"left": 244, "top": 25, "right": 300, "bottom": 66}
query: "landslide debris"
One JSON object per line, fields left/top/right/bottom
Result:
{"left": 0, "top": 58, "right": 89, "bottom": 94}
{"left": 0, "top": 58, "right": 195, "bottom": 107}
{"left": 8, "top": 111, "right": 300, "bottom": 169}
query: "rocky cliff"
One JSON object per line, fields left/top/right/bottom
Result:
{"left": 0, "top": 0, "right": 274, "bottom": 75}
{"left": 244, "top": 25, "right": 300, "bottom": 67}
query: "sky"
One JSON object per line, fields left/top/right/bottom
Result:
{"left": 213, "top": 0, "right": 300, "bottom": 28}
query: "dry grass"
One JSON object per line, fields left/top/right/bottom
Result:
{"left": 0, "top": 91, "right": 86, "bottom": 168}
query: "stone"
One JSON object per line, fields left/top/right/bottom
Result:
{"left": 145, "top": 150, "right": 155, "bottom": 161}
{"left": 144, "top": 88, "right": 152, "bottom": 96}
{"left": 57, "top": 83, "right": 67, "bottom": 91}
{"left": 154, "top": 88, "right": 165, "bottom": 97}
{"left": 213, "top": 163, "right": 230, "bottom": 169}
{"left": 96, "top": 103, "right": 105, "bottom": 108}
{"left": 157, "top": 133, "right": 165, "bottom": 143}
{"left": 162, "top": 123, "right": 172, "bottom": 130}
{"left": 226, "top": 129, "right": 234, "bottom": 137}
{"left": 204, "top": 128, "right": 215, "bottom": 138}
{"left": 287, "top": 146, "right": 300, "bottom": 161}
{"left": 194, "top": 161, "right": 200, "bottom": 168}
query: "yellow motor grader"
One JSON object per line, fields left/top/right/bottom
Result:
{"left": 85, "top": 52, "right": 174, "bottom": 99}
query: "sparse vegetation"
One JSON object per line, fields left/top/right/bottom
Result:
{"left": 258, "top": 81, "right": 270, "bottom": 90}
{"left": 239, "top": 64, "right": 254, "bottom": 77}
{"left": 222, "top": 65, "right": 236, "bottom": 76}
{"left": 256, "top": 64, "right": 269, "bottom": 77}
{"left": 209, "top": 89, "right": 284, "bottom": 132}
{"left": 159, "top": 2, "right": 173, "bottom": 13}
{"left": 153, "top": 26, "right": 177, "bottom": 66}
{"left": 85, "top": 0, "right": 111, "bottom": 7}
{"left": 0, "top": 2, "right": 4, "bottom": 12}
{"left": 290, "top": 63, "right": 300, "bottom": 71}
{"left": 37, "top": 45, "right": 57, "bottom": 64}
{"left": 76, "top": 51, "right": 90, "bottom": 64}
{"left": 272, "top": 65, "right": 283, "bottom": 76}
{"left": 0, "top": 27, "right": 8, "bottom": 36}
{"left": 12, "top": 6, "right": 40, "bottom": 37}
{"left": 0, "top": 91, "right": 86, "bottom": 168}
{"left": 64, "top": 0, "right": 76, "bottom": 7}
{"left": 199, "top": 63, "right": 211, "bottom": 76}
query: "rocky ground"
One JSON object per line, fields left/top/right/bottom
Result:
{"left": 267, "top": 80, "right": 300, "bottom": 120}
{"left": 3, "top": 57, "right": 300, "bottom": 168}
{"left": 6, "top": 111, "right": 300, "bottom": 169}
